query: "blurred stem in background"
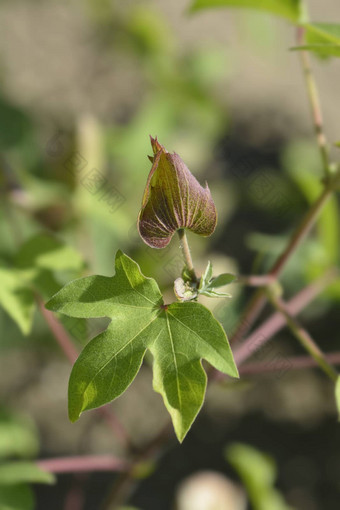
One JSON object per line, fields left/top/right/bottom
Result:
{"left": 230, "top": 183, "right": 334, "bottom": 346}
{"left": 230, "top": 23, "right": 337, "bottom": 347}
{"left": 266, "top": 288, "right": 338, "bottom": 382}
{"left": 296, "top": 25, "right": 331, "bottom": 181}
{"left": 215, "top": 267, "right": 339, "bottom": 369}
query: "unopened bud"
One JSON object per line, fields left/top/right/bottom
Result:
{"left": 138, "top": 137, "right": 217, "bottom": 248}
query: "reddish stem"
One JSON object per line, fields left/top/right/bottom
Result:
{"left": 229, "top": 25, "right": 334, "bottom": 346}
{"left": 240, "top": 351, "right": 340, "bottom": 376}
{"left": 38, "top": 299, "right": 78, "bottom": 364}
{"left": 37, "top": 455, "right": 128, "bottom": 474}
{"left": 227, "top": 269, "right": 337, "bottom": 370}
{"left": 237, "top": 274, "right": 276, "bottom": 287}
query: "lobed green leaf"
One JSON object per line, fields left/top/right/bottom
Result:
{"left": 47, "top": 251, "right": 238, "bottom": 441}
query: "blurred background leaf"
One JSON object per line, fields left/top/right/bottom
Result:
{"left": 226, "top": 442, "right": 293, "bottom": 510}
{"left": 190, "top": 0, "right": 304, "bottom": 22}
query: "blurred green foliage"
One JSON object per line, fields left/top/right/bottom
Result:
{"left": 0, "top": 0, "right": 339, "bottom": 508}
{"left": 226, "top": 442, "right": 293, "bottom": 510}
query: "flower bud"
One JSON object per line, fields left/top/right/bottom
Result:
{"left": 138, "top": 137, "right": 217, "bottom": 248}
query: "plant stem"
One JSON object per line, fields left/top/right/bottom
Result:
{"left": 230, "top": 26, "right": 335, "bottom": 346}
{"left": 296, "top": 26, "right": 330, "bottom": 181}
{"left": 267, "top": 291, "right": 338, "bottom": 382}
{"left": 226, "top": 268, "right": 337, "bottom": 369}
{"left": 240, "top": 351, "right": 340, "bottom": 376}
{"left": 38, "top": 297, "right": 78, "bottom": 364}
{"left": 230, "top": 289, "right": 267, "bottom": 345}
{"left": 177, "top": 228, "right": 197, "bottom": 282}
{"left": 237, "top": 274, "right": 276, "bottom": 287}
{"left": 231, "top": 183, "right": 333, "bottom": 345}
{"left": 37, "top": 455, "right": 128, "bottom": 474}
{"left": 269, "top": 185, "right": 333, "bottom": 277}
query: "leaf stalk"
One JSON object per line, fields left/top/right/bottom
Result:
{"left": 178, "top": 228, "right": 198, "bottom": 282}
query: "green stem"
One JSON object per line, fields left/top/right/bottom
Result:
{"left": 296, "top": 26, "right": 331, "bottom": 181}
{"left": 177, "top": 229, "right": 197, "bottom": 282}
{"left": 267, "top": 290, "right": 338, "bottom": 382}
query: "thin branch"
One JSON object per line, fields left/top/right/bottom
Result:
{"left": 38, "top": 298, "right": 78, "bottom": 364}
{"left": 37, "top": 298, "right": 134, "bottom": 452}
{"left": 230, "top": 184, "right": 333, "bottom": 345}
{"left": 296, "top": 26, "right": 330, "bottom": 180}
{"left": 177, "top": 228, "right": 197, "bottom": 282}
{"left": 37, "top": 455, "right": 128, "bottom": 474}
{"left": 230, "top": 289, "right": 267, "bottom": 345}
{"left": 267, "top": 290, "right": 338, "bottom": 381}
{"left": 229, "top": 25, "right": 335, "bottom": 346}
{"left": 240, "top": 351, "right": 340, "bottom": 376}
{"left": 269, "top": 186, "right": 333, "bottom": 278}
{"left": 237, "top": 274, "right": 276, "bottom": 287}
{"left": 228, "top": 268, "right": 338, "bottom": 369}
{"left": 63, "top": 476, "right": 86, "bottom": 510}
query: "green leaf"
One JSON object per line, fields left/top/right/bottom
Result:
{"left": 306, "top": 23, "right": 340, "bottom": 45}
{"left": 0, "top": 463, "right": 55, "bottom": 486}
{"left": 335, "top": 376, "right": 340, "bottom": 421}
{"left": 190, "top": 0, "right": 304, "bottom": 23}
{"left": 200, "top": 289, "right": 232, "bottom": 298}
{"left": 0, "top": 484, "right": 34, "bottom": 510}
{"left": 226, "top": 443, "right": 293, "bottom": 510}
{"left": 208, "top": 273, "right": 236, "bottom": 288}
{"left": 292, "top": 23, "right": 340, "bottom": 58}
{"left": 0, "top": 234, "right": 85, "bottom": 336}
{"left": 0, "top": 269, "right": 35, "bottom": 335}
{"left": 290, "top": 44, "right": 340, "bottom": 57}
{"left": 198, "top": 262, "right": 235, "bottom": 298}
{"left": 198, "top": 261, "right": 213, "bottom": 291}
{"left": 46, "top": 251, "right": 238, "bottom": 442}
{"left": 0, "top": 411, "right": 39, "bottom": 459}
{"left": 15, "top": 234, "right": 84, "bottom": 272}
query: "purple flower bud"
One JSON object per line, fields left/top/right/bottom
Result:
{"left": 138, "top": 137, "right": 217, "bottom": 248}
